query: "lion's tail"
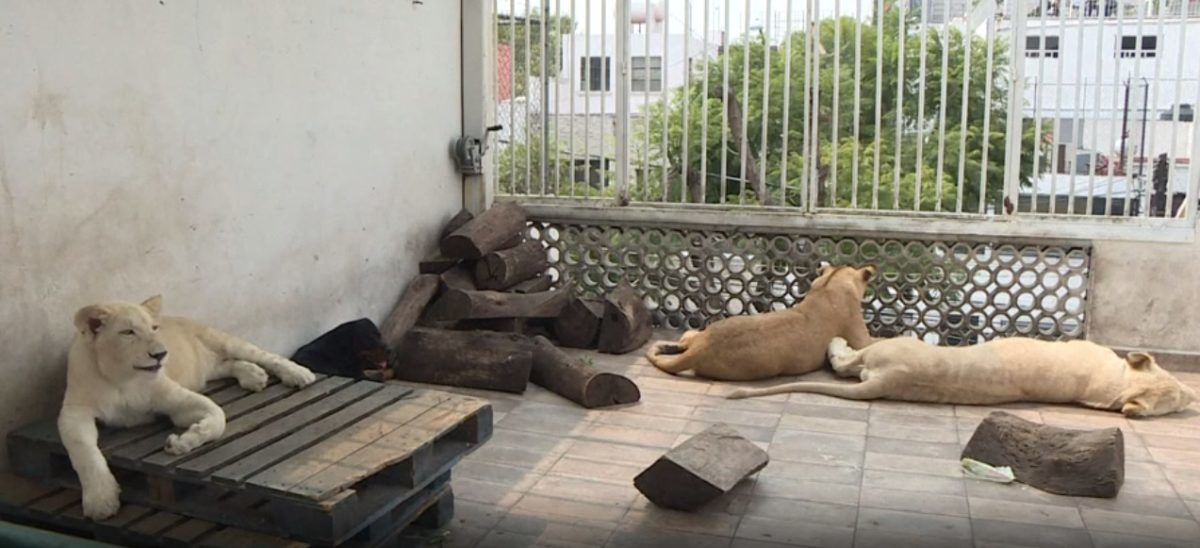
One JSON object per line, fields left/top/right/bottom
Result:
{"left": 726, "top": 380, "right": 884, "bottom": 400}
{"left": 645, "top": 341, "right": 693, "bottom": 375}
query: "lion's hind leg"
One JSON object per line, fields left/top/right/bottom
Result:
{"left": 646, "top": 342, "right": 693, "bottom": 375}
{"left": 828, "top": 337, "right": 865, "bottom": 378}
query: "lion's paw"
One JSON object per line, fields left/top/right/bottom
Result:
{"left": 278, "top": 363, "right": 317, "bottom": 388}
{"left": 82, "top": 476, "right": 121, "bottom": 521}
{"left": 164, "top": 432, "right": 201, "bottom": 455}
{"left": 236, "top": 365, "right": 270, "bottom": 392}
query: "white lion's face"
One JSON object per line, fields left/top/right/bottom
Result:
{"left": 73, "top": 296, "right": 168, "bottom": 384}
{"left": 1120, "top": 352, "right": 1198, "bottom": 417}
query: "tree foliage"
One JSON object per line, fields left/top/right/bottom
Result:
{"left": 634, "top": 10, "right": 1050, "bottom": 211}
{"left": 497, "top": 14, "right": 575, "bottom": 97}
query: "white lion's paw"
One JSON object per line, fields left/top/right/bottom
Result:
{"left": 278, "top": 363, "right": 317, "bottom": 388}
{"left": 237, "top": 365, "right": 270, "bottom": 392}
{"left": 82, "top": 476, "right": 121, "bottom": 521}
{"left": 164, "top": 431, "right": 202, "bottom": 455}
{"left": 726, "top": 388, "right": 751, "bottom": 400}
{"left": 827, "top": 337, "right": 850, "bottom": 360}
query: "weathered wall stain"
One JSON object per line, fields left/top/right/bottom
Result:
{"left": 0, "top": 0, "right": 463, "bottom": 470}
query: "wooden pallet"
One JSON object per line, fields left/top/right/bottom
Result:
{"left": 0, "top": 473, "right": 455, "bottom": 548}
{"left": 6, "top": 375, "right": 490, "bottom": 545}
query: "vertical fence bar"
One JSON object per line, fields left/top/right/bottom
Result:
{"left": 934, "top": 0, "right": 951, "bottom": 212}
{"left": 1029, "top": 2, "right": 1047, "bottom": 214}
{"left": 720, "top": 0, "right": 731, "bottom": 204}
{"left": 780, "top": 0, "right": 794, "bottom": 206}
{"left": 872, "top": 0, "right": 884, "bottom": 210}
{"left": 616, "top": 0, "right": 631, "bottom": 204}
{"left": 955, "top": 7, "right": 971, "bottom": 213}
{"left": 540, "top": 0, "right": 549, "bottom": 196}
{"left": 893, "top": 1, "right": 906, "bottom": 210}
{"left": 1189, "top": 92, "right": 1200, "bottom": 220}
{"left": 583, "top": 0, "right": 591, "bottom": 198}
{"left": 1167, "top": 1, "right": 1189, "bottom": 218}
{"left": 1068, "top": 5, "right": 1086, "bottom": 215}
{"left": 568, "top": 0, "right": 578, "bottom": 198}
{"left": 601, "top": 0, "right": 609, "bottom": 196}
{"left": 851, "top": 0, "right": 862, "bottom": 209}
{"left": 760, "top": 0, "right": 772, "bottom": 206}
{"left": 808, "top": 0, "right": 821, "bottom": 210}
{"left": 493, "top": 1, "right": 502, "bottom": 192}
{"left": 1126, "top": 1, "right": 1148, "bottom": 217}
{"left": 1105, "top": 6, "right": 1126, "bottom": 217}
{"left": 681, "top": 0, "right": 691, "bottom": 204}
{"left": 1050, "top": 0, "right": 1067, "bottom": 214}
{"left": 701, "top": 0, "right": 711, "bottom": 203}
{"left": 1143, "top": 0, "right": 1168, "bottom": 217}
{"left": 554, "top": 0, "right": 562, "bottom": 195}
{"left": 1003, "top": 1, "right": 1026, "bottom": 214}
{"left": 739, "top": 0, "right": 751, "bottom": 205}
{"left": 641, "top": 0, "right": 651, "bottom": 202}
{"left": 510, "top": 0, "right": 518, "bottom": 195}
{"left": 915, "top": 0, "right": 928, "bottom": 211}
{"left": 978, "top": 12, "right": 995, "bottom": 213}
{"left": 661, "top": 0, "right": 670, "bottom": 203}
{"left": 525, "top": 0, "right": 533, "bottom": 194}
{"left": 800, "top": 0, "right": 812, "bottom": 209}
{"left": 830, "top": 0, "right": 841, "bottom": 208}
{"left": 1087, "top": 13, "right": 1104, "bottom": 215}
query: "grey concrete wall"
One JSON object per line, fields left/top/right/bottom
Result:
{"left": 0, "top": 1, "right": 463, "bottom": 468}
{"left": 1089, "top": 237, "right": 1200, "bottom": 355}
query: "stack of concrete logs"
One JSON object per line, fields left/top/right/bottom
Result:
{"left": 377, "top": 203, "right": 645, "bottom": 408}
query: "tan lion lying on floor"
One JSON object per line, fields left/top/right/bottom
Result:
{"left": 728, "top": 335, "right": 1198, "bottom": 417}
{"left": 59, "top": 295, "right": 317, "bottom": 520}
{"left": 645, "top": 263, "right": 877, "bottom": 381}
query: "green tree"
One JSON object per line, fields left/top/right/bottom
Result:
{"left": 635, "top": 9, "right": 1050, "bottom": 211}
{"left": 497, "top": 14, "right": 575, "bottom": 97}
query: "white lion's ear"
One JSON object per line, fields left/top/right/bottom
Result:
{"left": 141, "top": 295, "right": 163, "bottom": 317}
{"left": 74, "top": 305, "right": 110, "bottom": 336}
{"left": 818, "top": 261, "right": 833, "bottom": 276}
{"left": 1125, "top": 351, "right": 1154, "bottom": 370}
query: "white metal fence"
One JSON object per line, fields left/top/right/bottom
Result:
{"left": 491, "top": 0, "right": 1200, "bottom": 241}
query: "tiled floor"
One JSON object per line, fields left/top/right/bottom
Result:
{"left": 394, "top": 333, "right": 1200, "bottom": 548}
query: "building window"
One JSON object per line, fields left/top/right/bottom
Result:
{"left": 631, "top": 56, "right": 663, "bottom": 92}
{"left": 1117, "top": 35, "right": 1157, "bottom": 58}
{"left": 580, "top": 56, "right": 611, "bottom": 92}
{"left": 1025, "top": 36, "right": 1060, "bottom": 58}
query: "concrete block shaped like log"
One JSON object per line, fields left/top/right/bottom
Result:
{"left": 633, "top": 424, "right": 768, "bottom": 511}
{"left": 961, "top": 411, "right": 1124, "bottom": 498}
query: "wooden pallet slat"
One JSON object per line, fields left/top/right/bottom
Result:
{"left": 0, "top": 472, "right": 454, "bottom": 548}
{"left": 126, "top": 509, "right": 188, "bottom": 537}
{"left": 109, "top": 377, "right": 321, "bottom": 465}
{"left": 0, "top": 472, "right": 57, "bottom": 509}
{"left": 243, "top": 392, "right": 454, "bottom": 497}
{"left": 141, "top": 376, "right": 355, "bottom": 470}
{"left": 286, "top": 397, "right": 489, "bottom": 500}
{"left": 160, "top": 517, "right": 222, "bottom": 546}
{"left": 3, "top": 381, "right": 484, "bottom": 546}
{"left": 212, "top": 384, "right": 413, "bottom": 486}
{"left": 175, "top": 381, "right": 383, "bottom": 478}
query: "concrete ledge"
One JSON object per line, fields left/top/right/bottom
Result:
{"left": 1113, "top": 347, "right": 1200, "bottom": 373}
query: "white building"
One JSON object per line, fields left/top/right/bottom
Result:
{"left": 998, "top": 4, "right": 1199, "bottom": 213}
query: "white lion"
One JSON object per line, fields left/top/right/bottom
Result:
{"left": 58, "top": 295, "right": 317, "bottom": 520}
{"left": 728, "top": 336, "right": 1197, "bottom": 418}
